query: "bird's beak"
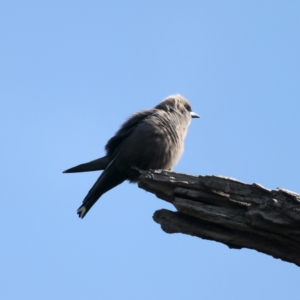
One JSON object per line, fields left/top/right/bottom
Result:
{"left": 190, "top": 111, "right": 200, "bottom": 118}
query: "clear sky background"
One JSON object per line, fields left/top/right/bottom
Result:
{"left": 1, "top": 1, "right": 299, "bottom": 299}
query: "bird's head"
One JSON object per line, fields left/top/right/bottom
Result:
{"left": 155, "top": 94, "right": 200, "bottom": 120}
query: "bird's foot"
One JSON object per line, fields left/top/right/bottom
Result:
{"left": 131, "top": 166, "right": 156, "bottom": 175}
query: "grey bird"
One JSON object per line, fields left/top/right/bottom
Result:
{"left": 63, "top": 94, "right": 200, "bottom": 218}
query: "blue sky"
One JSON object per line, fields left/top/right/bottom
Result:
{"left": 1, "top": 1, "right": 299, "bottom": 299}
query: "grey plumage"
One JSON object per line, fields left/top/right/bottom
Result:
{"left": 63, "top": 94, "right": 200, "bottom": 218}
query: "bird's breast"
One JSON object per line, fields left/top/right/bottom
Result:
{"left": 117, "top": 113, "right": 188, "bottom": 181}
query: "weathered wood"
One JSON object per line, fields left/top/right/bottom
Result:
{"left": 137, "top": 169, "right": 300, "bottom": 267}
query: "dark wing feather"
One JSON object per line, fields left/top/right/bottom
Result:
{"left": 105, "top": 109, "right": 155, "bottom": 157}
{"left": 63, "top": 156, "right": 109, "bottom": 173}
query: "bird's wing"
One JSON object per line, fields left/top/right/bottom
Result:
{"left": 64, "top": 109, "right": 155, "bottom": 174}
{"left": 105, "top": 109, "right": 155, "bottom": 157}
{"left": 63, "top": 156, "right": 110, "bottom": 173}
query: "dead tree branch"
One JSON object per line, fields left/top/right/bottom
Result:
{"left": 137, "top": 169, "right": 300, "bottom": 267}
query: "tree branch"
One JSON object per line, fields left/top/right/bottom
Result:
{"left": 137, "top": 169, "right": 300, "bottom": 267}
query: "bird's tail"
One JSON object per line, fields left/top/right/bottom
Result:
{"left": 77, "top": 202, "right": 94, "bottom": 219}
{"left": 77, "top": 185, "right": 105, "bottom": 219}
{"left": 76, "top": 166, "right": 126, "bottom": 219}
{"left": 77, "top": 189, "right": 105, "bottom": 219}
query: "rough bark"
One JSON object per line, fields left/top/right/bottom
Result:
{"left": 137, "top": 169, "right": 300, "bottom": 267}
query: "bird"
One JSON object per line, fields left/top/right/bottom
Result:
{"left": 63, "top": 94, "right": 200, "bottom": 219}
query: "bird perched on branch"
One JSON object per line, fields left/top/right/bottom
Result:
{"left": 63, "top": 94, "right": 200, "bottom": 219}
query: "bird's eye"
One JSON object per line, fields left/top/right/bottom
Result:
{"left": 184, "top": 104, "right": 191, "bottom": 112}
